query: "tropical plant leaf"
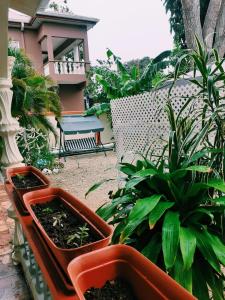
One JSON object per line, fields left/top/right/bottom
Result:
{"left": 206, "top": 179, "right": 225, "bottom": 193}
{"left": 180, "top": 227, "right": 196, "bottom": 270}
{"left": 141, "top": 233, "right": 162, "bottom": 263}
{"left": 173, "top": 252, "right": 192, "bottom": 293}
{"left": 208, "top": 232, "right": 225, "bottom": 266}
{"left": 132, "top": 168, "right": 158, "bottom": 177}
{"left": 193, "top": 229, "right": 221, "bottom": 273}
{"left": 162, "top": 211, "right": 180, "bottom": 269}
{"left": 120, "top": 195, "right": 162, "bottom": 242}
{"left": 149, "top": 202, "right": 175, "bottom": 229}
{"left": 184, "top": 165, "right": 212, "bottom": 173}
{"left": 192, "top": 260, "right": 210, "bottom": 300}
{"left": 125, "top": 177, "right": 146, "bottom": 189}
{"left": 85, "top": 179, "right": 114, "bottom": 197}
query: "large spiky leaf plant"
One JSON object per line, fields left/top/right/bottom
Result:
{"left": 170, "top": 37, "right": 225, "bottom": 180}
{"left": 8, "top": 47, "right": 61, "bottom": 135}
{"left": 87, "top": 101, "right": 225, "bottom": 299}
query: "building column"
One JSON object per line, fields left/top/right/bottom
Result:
{"left": 46, "top": 35, "right": 55, "bottom": 74}
{"left": 0, "top": 1, "right": 23, "bottom": 168}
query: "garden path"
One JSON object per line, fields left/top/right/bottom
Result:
{"left": 49, "top": 151, "right": 118, "bottom": 211}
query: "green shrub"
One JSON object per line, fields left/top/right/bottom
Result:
{"left": 16, "top": 127, "right": 55, "bottom": 170}
{"left": 88, "top": 102, "right": 225, "bottom": 299}
{"left": 9, "top": 47, "right": 61, "bottom": 135}
{"left": 85, "top": 49, "right": 172, "bottom": 118}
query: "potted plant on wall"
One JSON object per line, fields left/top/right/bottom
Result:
{"left": 68, "top": 244, "right": 196, "bottom": 300}
{"left": 23, "top": 187, "right": 112, "bottom": 277}
{"left": 5, "top": 165, "right": 50, "bottom": 214}
{"left": 87, "top": 102, "right": 225, "bottom": 299}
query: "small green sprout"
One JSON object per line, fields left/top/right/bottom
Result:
{"left": 66, "top": 223, "right": 90, "bottom": 246}
{"left": 52, "top": 212, "right": 67, "bottom": 227}
{"left": 42, "top": 207, "right": 53, "bottom": 214}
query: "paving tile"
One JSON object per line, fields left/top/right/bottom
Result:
{"left": 0, "top": 263, "right": 31, "bottom": 300}
{"left": 0, "top": 186, "right": 30, "bottom": 299}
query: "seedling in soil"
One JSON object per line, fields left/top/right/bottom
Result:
{"left": 53, "top": 212, "right": 67, "bottom": 227}
{"left": 32, "top": 198, "right": 100, "bottom": 249}
{"left": 42, "top": 207, "right": 53, "bottom": 214}
{"left": 16, "top": 174, "right": 25, "bottom": 180}
{"left": 12, "top": 172, "right": 44, "bottom": 189}
{"left": 66, "top": 223, "right": 90, "bottom": 246}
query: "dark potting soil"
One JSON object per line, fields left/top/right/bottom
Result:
{"left": 31, "top": 198, "right": 101, "bottom": 249}
{"left": 84, "top": 278, "right": 137, "bottom": 300}
{"left": 12, "top": 173, "right": 44, "bottom": 189}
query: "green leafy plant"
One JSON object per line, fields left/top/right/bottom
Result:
{"left": 171, "top": 38, "right": 225, "bottom": 179}
{"left": 42, "top": 207, "right": 54, "bottom": 214}
{"left": 16, "top": 126, "right": 55, "bottom": 169}
{"left": 9, "top": 47, "right": 61, "bottom": 135}
{"left": 89, "top": 102, "right": 225, "bottom": 299}
{"left": 85, "top": 49, "right": 172, "bottom": 118}
{"left": 66, "top": 224, "right": 90, "bottom": 247}
{"left": 16, "top": 174, "right": 25, "bottom": 180}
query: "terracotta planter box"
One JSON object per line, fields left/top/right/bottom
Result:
{"left": 68, "top": 245, "right": 196, "bottom": 300}
{"left": 23, "top": 187, "right": 113, "bottom": 277}
{"left": 5, "top": 166, "right": 50, "bottom": 215}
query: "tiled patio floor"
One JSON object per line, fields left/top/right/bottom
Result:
{"left": 0, "top": 185, "right": 31, "bottom": 300}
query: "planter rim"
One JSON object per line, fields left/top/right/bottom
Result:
{"left": 23, "top": 187, "right": 112, "bottom": 252}
{"left": 6, "top": 165, "right": 50, "bottom": 191}
{"left": 68, "top": 244, "right": 196, "bottom": 300}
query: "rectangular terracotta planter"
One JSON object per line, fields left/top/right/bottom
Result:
{"left": 5, "top": 166, "right": 50, "bottom": 215}
{"left": 23, "top": 187, "right": 113, "bottom": 277}
{"left": 68, "top": 245, "right": 196, "bottom": 300}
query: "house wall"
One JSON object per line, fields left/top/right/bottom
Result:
{"left": 8, "top": 28, "right": 44, "bottom": 74}
{"left": 37, "top": 23, "right": 90, "bottom": 62}
{"left": 59, "top": 84, "right": 84, "bottom": 112}
{"left": 8, "top": 23, "right": 90, "bottom": 112}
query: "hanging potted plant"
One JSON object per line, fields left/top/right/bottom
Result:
{"left": 5, "top": 166, "right": 50, "bottom": 214}
{"left": 23, "top": 187, "right": 113, "bottom": 276}
{"left": 68, "top": 244, "right": 196, "bottom": 300}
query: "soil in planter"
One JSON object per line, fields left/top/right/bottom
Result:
{"left": 32, "top": 198, "right": 101, "bottom": 249}
{"left": 84, "top": 278, "right": 137, "bottom": 300}
{"left": 12, "top": 173, "right": 44, "bottom": 189}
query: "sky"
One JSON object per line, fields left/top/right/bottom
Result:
{"left": 68, "top": 0, "right": 174, "bottom": 64}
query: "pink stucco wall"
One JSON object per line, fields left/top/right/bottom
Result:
{"left": 9, "top": 29, "right": 44, "bottom": 74}
{"left": 8, "top": 22, "right": 90, "bottom": 112}
{"left": 37, "top": 23, "right": 89, "bottom": 62}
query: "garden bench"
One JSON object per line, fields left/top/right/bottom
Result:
{"left": 57, "top": 115, "right": 110, "bottom": 158}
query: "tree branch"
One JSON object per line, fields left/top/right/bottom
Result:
{"left": 214, "top": 0, "right": 225, "bottom": 57}
{"left": 203, "top": 0, "right": 222, "bottom": 51}
{"left": 181, "top": 0, "right": 203, "bottom": 50}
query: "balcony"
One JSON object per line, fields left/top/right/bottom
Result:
{"left": 43, "top": 60, "right": 89, "bottom": 84}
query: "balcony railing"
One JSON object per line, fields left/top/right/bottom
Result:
{"left": 44, "top": 60, "right": 89, "bottom": 76}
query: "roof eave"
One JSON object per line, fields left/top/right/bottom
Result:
{"left": 9, "top": 0, "right": 50, "bottom": 16}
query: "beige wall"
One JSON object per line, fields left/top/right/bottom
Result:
{"left": 9, "top": 28, "right": 43, "bottom": 74}
{"left": 59, "top": 84, "right": 84, "bottom": 112}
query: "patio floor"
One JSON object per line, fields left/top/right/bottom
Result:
{"left": 0, "top": 185, "right": 31, "bottom": 300}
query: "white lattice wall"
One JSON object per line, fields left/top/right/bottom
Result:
{"left": 111, "top": 80, "right": 200, "bottom": 163}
